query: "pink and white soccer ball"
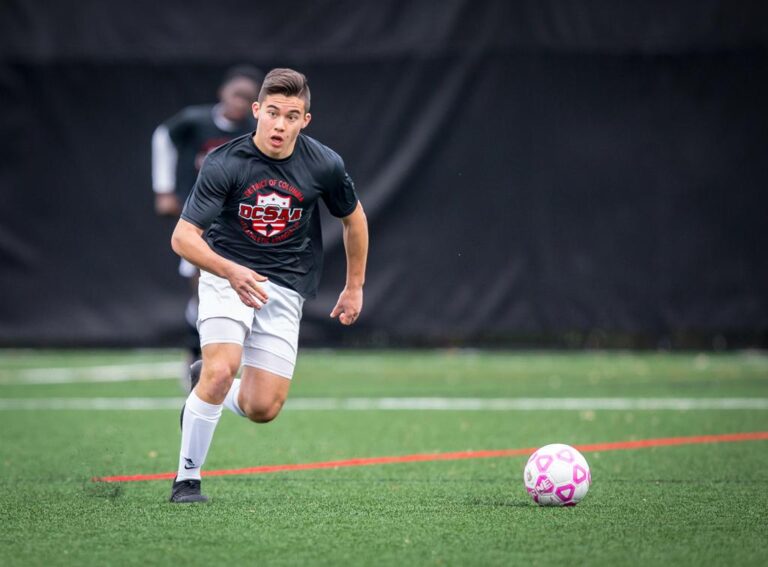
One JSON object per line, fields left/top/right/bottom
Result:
{"left": 523, "top": 443, "right": 591, "bottom": 506}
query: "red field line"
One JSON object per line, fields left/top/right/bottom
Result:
{"left": 94, "top": 431, "right": 768, "bottom": 483}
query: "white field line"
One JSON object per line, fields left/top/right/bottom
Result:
{"left": 289, "top": 397, "right": 768, "bottom": 411}
{"left": 0, "top": 398, "right": 186, "bottom": 410}
{"left": 0, "top": 397, "right": 767, "bottom": 411}
{"left": 0, "top": 361, "right": 184, "bottom": 384}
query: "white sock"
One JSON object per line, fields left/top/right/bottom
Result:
{"left": 176, "top": 391, "right": 222, "bottom": 481}
{"left": 223, "top": 378, "right": 246, "bottom": 417}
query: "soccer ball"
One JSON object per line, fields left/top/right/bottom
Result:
{"left": 523, "top": 443, "right": 591, "bottom": 506}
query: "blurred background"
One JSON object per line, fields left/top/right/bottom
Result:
{"left": 1, "top": 0, "right": 766, "bottom": 350}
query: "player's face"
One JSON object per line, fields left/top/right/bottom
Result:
{"left": 219, "top": 77, "right": 259, "bottom": 122}
{"left": 252, "top": 95, "right": 311, "bottom": 159}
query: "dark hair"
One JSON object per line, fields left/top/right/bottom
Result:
{"left": 258, "top": 68, "right": 311, "bottom": 112}
{"left": 222, "top": 64, "right": 264, "bottom": 87}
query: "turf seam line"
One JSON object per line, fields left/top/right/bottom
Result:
{"left": 93, "top": 431, "right": 768, "bottom": 483}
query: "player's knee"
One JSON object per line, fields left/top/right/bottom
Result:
{"left": 242, "top": 398, "right": 285, "bottom": 423}
{"left": 200, "top": 360, "right": 238, "bottom": 396}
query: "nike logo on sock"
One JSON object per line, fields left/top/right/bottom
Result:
{"left": 184, "top": 457, "right": 197, "bottom": 470}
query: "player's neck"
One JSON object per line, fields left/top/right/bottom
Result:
{"left": 251, "top": 133, "right": 296, "bottom": 161}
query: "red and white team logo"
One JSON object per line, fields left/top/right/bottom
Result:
{"left": 238, "top": 192, "right": 303, "bottom": 237}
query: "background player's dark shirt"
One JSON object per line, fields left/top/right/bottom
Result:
{"left": 165, "top": 105, "right": 255, "bottom": 201}
{"left": 181, "top": 133, "right": 358, "bottom": 299}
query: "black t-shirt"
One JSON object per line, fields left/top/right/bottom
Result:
{"left": 181, "top": 133, "right": 358, "bottom": 299}
{"left": 165, "top": 105, "right": 255, "bottom": 201}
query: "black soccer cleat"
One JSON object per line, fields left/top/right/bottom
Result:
{"left": 180, "top": 360, "right": 203, "bottom": 430}
{"left": 169, "top": 477, "right": 208, "bottom": 503}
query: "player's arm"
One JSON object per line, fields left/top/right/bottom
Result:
{"left": 330, "top": 202, "right": 368, "bottom": 325}
{"left": 173, "top": 156, "right": 267, "bottom": 308}
{"left": 171, "top": 219, "right": 268, "bottom": 308}
{"left": 151, "top": 124, "right": 182, "bottom": 216}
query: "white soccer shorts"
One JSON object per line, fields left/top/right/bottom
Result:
{"left": 197, "top": 270, "right": 305, "bottom": 379}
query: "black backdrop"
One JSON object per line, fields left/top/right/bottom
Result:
{"left": 1, "top": 1, "right": 767, "bottom": 348}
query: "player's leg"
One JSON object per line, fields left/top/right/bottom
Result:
{"left": 222, "top": 346, "right": 297, "bottom": 420}
{"left": 238, "top": 365, "right": 292, "bottom": 422}
{"left": 171, "top": 340, "right": 243, "bottom": 504}
{"left": 194, "top": 342, "right": 243, "bottom": 403}
{"left": 222, "top": 280, "right": 303, "bottom": 422}
{"left": 179, "top": 260, "right": 201, "bottom": 391}
{"left": 171, "top": 268, "right": 255, "bottom": 503}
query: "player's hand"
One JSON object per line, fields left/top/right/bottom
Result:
{"left": 155, "top": 194, "right": 182, "bottom": 217}
{"left": 225, "top": 264, "right": 269, "bottom": 309}
{"left": 330, "top": 286, "right": 363, "bottom": 325}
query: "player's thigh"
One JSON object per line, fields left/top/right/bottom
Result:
{"left": 200, "top": 342, "right": 243, "bottom": 377}
{"left": 198, "top": 317, "right": 248, "bottom": 401}
{"left": 243, "top": 280, "right": 304, "bottom": 378}
{"left": 238, "top": 280, "right": 303, "bottom": 420}
{"left": 196, "top": 269, "right": 254, "bottom": 401}
{"left": 197, "top": 269, "right": 254, "bottom": 333}
{"left": 239, "top": 365, "right": 292, "bottom": 422}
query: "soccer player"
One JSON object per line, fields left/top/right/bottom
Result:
{"left": 168, "top": 68, "right": 368, "bottom": 503}
{"left": 152, "top": 65, "right": 263, "bottom": 379}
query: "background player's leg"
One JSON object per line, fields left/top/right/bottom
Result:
{"left": 177, "top": 343, "right": 241, "bottom": 481}
{"left": 180, "top": 266, "right": 201, "bottom": 390}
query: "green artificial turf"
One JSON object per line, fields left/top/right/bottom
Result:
{"left": 0, "top": 350, "right": 767, "bottom": 566}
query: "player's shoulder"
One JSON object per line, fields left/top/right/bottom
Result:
{"left": 168, "top": 104, "right": 215, "bottom": 125}
{"left": 297, "top": 134, "right": 345, "bottom": 174}
{"left": 200, "top": 133, "right": 252, "bottom": 170}
{"left": 208, "top": 133, "right": 252, "bottom": 158}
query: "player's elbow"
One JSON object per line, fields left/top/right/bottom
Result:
{"left": 171, "top": 219, "right": 205, "bottom": 259}
{"left": 355, "top": 202, "right": 367, "bottom": 224}
{"left": 170, "top": 223, "right": 188, "bottom": 257}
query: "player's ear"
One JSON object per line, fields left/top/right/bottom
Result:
{"left": 302, "top": 113, "right": 312, "bottom": 129}
{"left": 251, "top": 101, "right": 260, "bottom": 119}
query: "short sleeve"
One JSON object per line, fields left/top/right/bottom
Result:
{"left": 322, "top": 156, "right": 359, "bottom": 218}
{"left": 180, "top": 157, "right": 230, "bottom": 229}
{"left": 165, "top": 109, "right": 194, "bottom": 145}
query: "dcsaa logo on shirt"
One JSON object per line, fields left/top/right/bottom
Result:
{"left": 238, "top": 192, "right": 303, "bottom": 237}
